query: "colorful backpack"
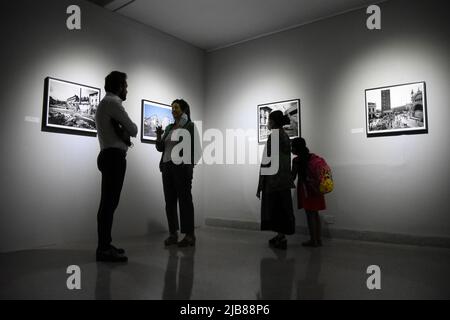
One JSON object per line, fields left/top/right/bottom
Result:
{"left": 308, "top": 154, "right": 334, "bottom": 194}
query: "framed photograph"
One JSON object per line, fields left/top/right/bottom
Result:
{"left": 42, "top": 77, "right": 100, "bottom": 137}
{"left": 365, "top": 81, "right": 427, "bottom": 137}
{"left": 257, "top": 99, "right": 300, "bottom": 143}
{"left": 141, "top": 99, "right": 173, "bottom": 143}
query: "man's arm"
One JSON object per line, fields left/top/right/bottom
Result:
{"left": 110, "top": 103, "right": 138, "bottom": 137}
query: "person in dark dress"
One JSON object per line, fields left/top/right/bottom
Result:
{"left": 257, "top": 110, "right": 295, "bottom": 250}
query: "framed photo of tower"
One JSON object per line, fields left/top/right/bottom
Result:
{"left": 141, "top": 99, "right": 173, "bottom": 143}
{"left": 42, "top": 77, "right": 100, "bottom": 137}
{"left": 365, "top": 82, "right": 427, "bottom": 137}
{"left": 257, "top": 99, "right": 300, "bottom": 143}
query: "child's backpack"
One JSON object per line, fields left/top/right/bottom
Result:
{"left": 308, "top": 154, "right": 334, "bottom": 194}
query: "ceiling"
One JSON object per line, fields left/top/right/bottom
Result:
{"left": 87, "top": 0, "right": 379, "bottom": 51}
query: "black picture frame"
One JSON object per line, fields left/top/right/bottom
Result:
{"left": 365, "top": 81, "right": 427, "bottom": 137}
{"left": 257, "top": 99, "right": 301, "bottom": 143}
{"left": 141, "top": 99, "right": 173, "bottom": 143}
{"left": 42, "top": 77, "right": 100, "bottom": 137}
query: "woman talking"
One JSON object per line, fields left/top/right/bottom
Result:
{"left": 156, "top": 99, "right": 199, "bottom": 247}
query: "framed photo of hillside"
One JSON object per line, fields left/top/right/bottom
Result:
{"left": 141, "top": 99, "right": 173, "bottom": 143}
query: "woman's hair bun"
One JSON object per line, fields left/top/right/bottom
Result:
{"left": 269, "top": 110, "right": 290, "bottom": 127}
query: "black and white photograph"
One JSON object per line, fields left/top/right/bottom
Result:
{"left": 42, "top": 77, "right": 100, "bottom": 136}
{"left": 365, "top": 82, "right": 427, "bottom": 137}
{"left": 258, "top": 99, "right": 300, "bottom": 143}
{"left": 141, "top": 99, "right": 173, "bottom": 143}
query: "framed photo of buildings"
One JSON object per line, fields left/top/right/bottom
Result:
{"left": 42, "top": 77, "right": 100, "bottom": 137}
{"left": 141, "top": 99, "right": 173, "bottom": 143}
{"left": 257, "top": 99, "right": 300, "bottom": 143}
{"left": 365, "top": 81, "right": 427, "bottom": 137}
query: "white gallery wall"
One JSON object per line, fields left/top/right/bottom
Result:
{"left": 0, "top": 0, "right": 205, "bottom": 252}
{"left": 203, "top": 0, "right": 450, "bottom": 239}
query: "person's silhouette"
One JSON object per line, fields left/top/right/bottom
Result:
{"left": 95, "top": 71, "right": 138, "bottom": 262}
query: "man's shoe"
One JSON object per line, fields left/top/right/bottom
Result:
{"left": 96, "top": 248, "right": 128, "bottom": 262}
{"left": 110, "top": 245, "right": 125, "bottom": 254}
{"left": 177, "top": 236, "right": 196, "bottom": 247}
{"left": 164, "top": 234, "right": 178, "bottom": 246}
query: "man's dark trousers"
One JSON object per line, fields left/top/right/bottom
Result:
{"left": 97, "top": 148, "right": 126, "bottom": 250}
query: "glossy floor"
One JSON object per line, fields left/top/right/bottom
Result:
{"left": 1, "top": 227, "right": 449, "bottom": 300}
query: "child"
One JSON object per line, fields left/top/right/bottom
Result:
{"left": 291, "top": 138, "right": 326, "bottom": 247}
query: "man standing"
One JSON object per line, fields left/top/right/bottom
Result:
{"left": 95, "top": 71, "right": 137, "bottom": 262}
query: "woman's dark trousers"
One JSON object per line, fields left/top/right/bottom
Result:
{"left": 161, "top": 161, "right": 194, "bottom": 234}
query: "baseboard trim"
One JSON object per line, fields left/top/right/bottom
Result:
{"left": 204, "top": 217, "right": 450, "bottom": 248}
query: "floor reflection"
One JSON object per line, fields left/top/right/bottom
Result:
{"left": 162, "top": 246, "right": 195, "bottom": 300}
{"left": 3, "top": 228, "right": 449, "bottom": 299}
{"left": 95, "top": 262, "right": 116, "bottom": 300}
{"left": 94, "top": 253, "right": 161, "bottom": 300}
{"left": 296, "top": 248, "right": 324, "bottom": 300}
{"left": 257, "top": 248, "right": 296, "bottom": 300}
